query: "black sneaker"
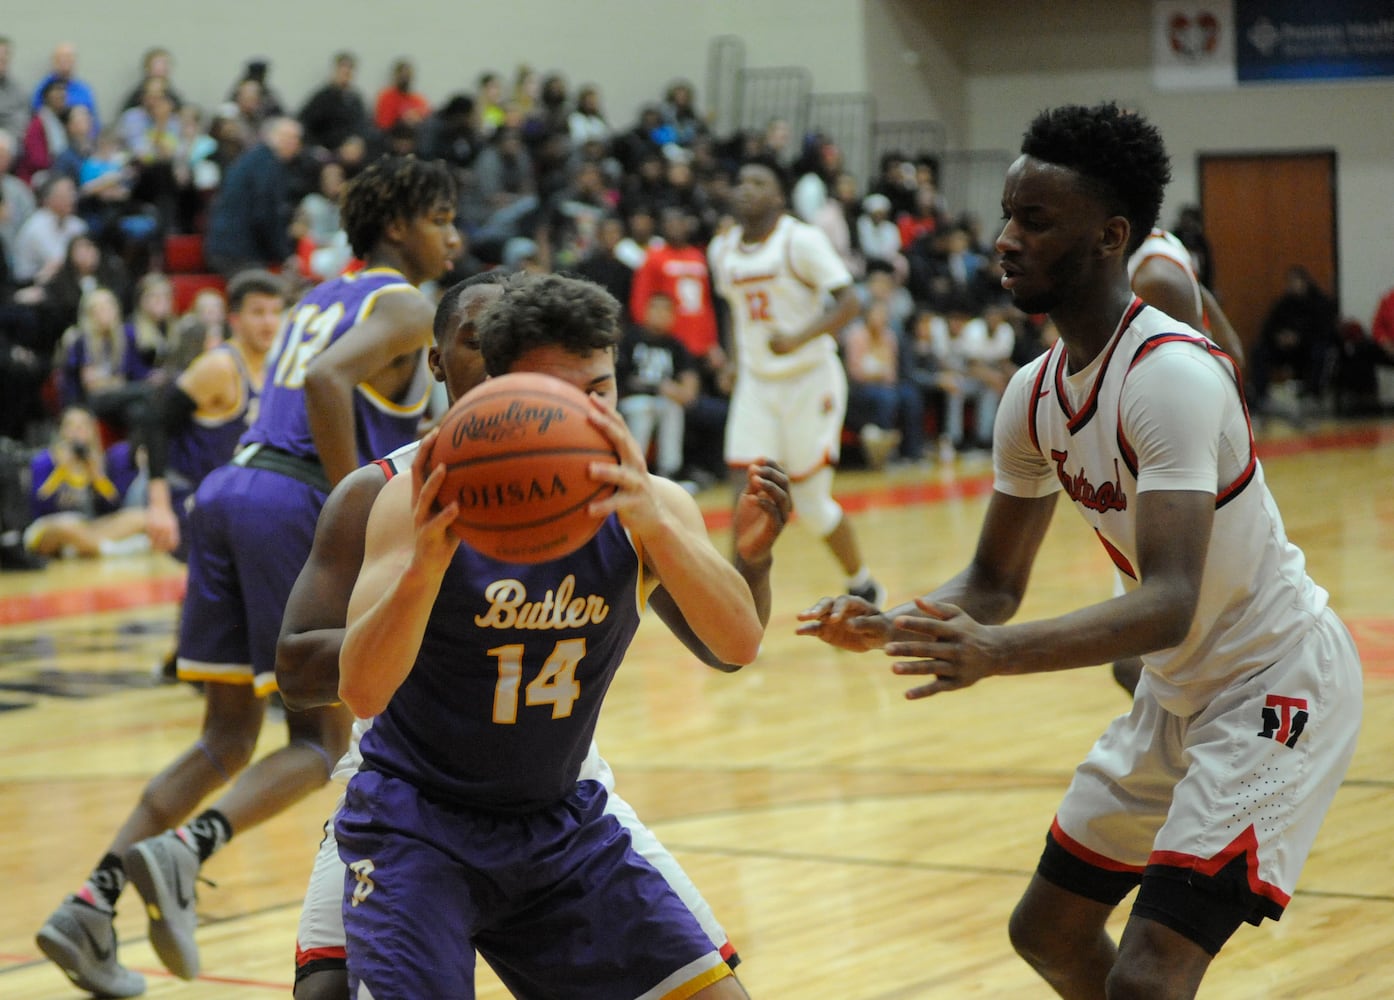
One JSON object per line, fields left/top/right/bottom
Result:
{"left": 848, "top": 577, "right": 887, "bottom": 609}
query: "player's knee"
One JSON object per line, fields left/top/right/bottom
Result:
{"left": 789, "top": 475, "right": 841, "bottom": 537}
{"left": 199, "top": 731, "right": 259, "bottom": 775}
{"left": 1007, "top": 897, "right": 1055, "bottom": 968}
{"left": 1105, "top": 953, "right": 1197, "bottom": 1000}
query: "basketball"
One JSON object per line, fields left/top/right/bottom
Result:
{"left": 428, "top": 372, "right": 618, "bottom": 563}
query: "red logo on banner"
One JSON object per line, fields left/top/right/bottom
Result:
{"left": 1169, "top": 11, "right": 1221, "bottom": 60}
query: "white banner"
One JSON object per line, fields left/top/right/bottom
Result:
{"left": 1153, "top": 0, "right": 1238, "bottom": 90}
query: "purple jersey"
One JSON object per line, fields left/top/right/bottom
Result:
{"left": 168, "top": 343, "right": 261, "bottom": 491}
{"left": 359, "top": 518, "right": 644, "bottom": 812}
{"left": 29, "top": 441, "right": 139, "bottom": 519}
{"left": 242, "top": 268, "right": 430, "bottom": 463}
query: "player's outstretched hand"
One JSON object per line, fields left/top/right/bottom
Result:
{"left": 734, "top": 458, "right": 791, "bottom": 565}
{"left": 886, "top": 598, "right": 999, "bottom": 700}
{"left": 410, "top": 429, "right": 462, "bottom": 573}
{"left": 584, "top": 395, "right": 664, "bottom": 535}
{"left": 795, "top": 594, "right": 892, "bottom": 651}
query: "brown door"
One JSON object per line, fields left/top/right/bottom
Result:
{"left": 1199, "top": 152, "right": 1336, "bottom": 358}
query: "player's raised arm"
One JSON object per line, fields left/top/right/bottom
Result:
{"left": 584, "top": 397, "right": 763, "bottom": 667}
{"left": 339, "top": 463, "right": 458, "bottom": 717}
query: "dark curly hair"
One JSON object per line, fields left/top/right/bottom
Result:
{"left": 1020, "top": 102, "right": 1171, "bottom": 255}
{"left": 476, "top": 274, "right": 620, "bottom": 377}
{"left": 340, "top": 154, "right": 457, "bottom": 259}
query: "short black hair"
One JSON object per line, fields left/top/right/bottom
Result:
{"left": 433, "top": 271, "right": 510, "bottom": 344}
{"left": 1020, "top": 102, "right": 1171, "bottom": 256}
{"left": 738, "top": 153, "right": 791, "bottom": 201}
{"left": 476, "top": 274, "right": 619, "bottom": 377}
{"left": 340, "top": 154, "right": 457, "bottom": 259}
{"left": 227, "top": 269, "right": 286, "bottom": 312}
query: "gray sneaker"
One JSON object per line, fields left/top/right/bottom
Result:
{"left": 124, "top": 831, "right": 201, "bottom": 980}
{"left": 35, "top": 896, "right": 146, "bottom": 998}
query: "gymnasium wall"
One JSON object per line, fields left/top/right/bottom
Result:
{"left": 2, "top": 0, "right": 865, "bottom": 134}
{"left": 866, "top": 0, "right": 1394, "bottom": 325}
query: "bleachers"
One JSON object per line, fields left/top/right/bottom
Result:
{"left": 161, "top": 234, "right": 227, "bottom": 313}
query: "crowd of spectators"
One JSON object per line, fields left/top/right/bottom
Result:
{"left": 1, "top": 33, "right": 1058, "bottom": 569}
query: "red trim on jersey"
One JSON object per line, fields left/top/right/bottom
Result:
{"left": 1117, "top": 332, "right": 1258, "bottom": 508}
{"left": 1057, "top": 297, "right": 1148, "bottom": 434}
{"left": 1148, "top": 824, "right": 1292, "bottom": 910}
{"left": 1094, "top": 527, "right": 1137, "bottom": 579}
{"left": 1050, "top": 817, "right": 1145, "bottom": 874}
{"left": 372, "top": 457, "right": 395, "bottom": 479}
{"left": 1026, "top": 347, "right": 1056, "bottom": 454}
{"left": 295, "top": 943, "right": 347, "bottom": 967}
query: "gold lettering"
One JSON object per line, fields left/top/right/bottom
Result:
{"left": 474, "top": 574, "right": 612, "bottom": 630}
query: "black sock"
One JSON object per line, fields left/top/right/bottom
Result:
{"left": 82, "top": 852, "right": 127, "bottom": 910}
{"left": 178, "top": 809, "right": 233, "bottom": 863}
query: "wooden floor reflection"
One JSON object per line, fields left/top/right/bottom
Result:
{"left": 3, "top": 418, "right": 1392, "bottom": 998}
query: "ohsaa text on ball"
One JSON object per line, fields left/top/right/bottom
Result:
{"left": 459, "top": 473, "right": 569, "bottom": 510}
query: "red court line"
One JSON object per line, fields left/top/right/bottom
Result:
{"left": 0, "top": 424, "right": 1380, "bottom": 627}
{"left": 0, "top": 952, "right": 288, "bottom": 991}
{"left": 0, "top": 575, "right": 186, "bottom": 626}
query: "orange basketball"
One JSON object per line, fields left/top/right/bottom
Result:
{"left": 428, "top": 372, "right": 618, "bottom": 563}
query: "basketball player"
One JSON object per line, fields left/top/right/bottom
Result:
{"left": 1110, "top": 226, "right": 1245, "bottom": 695}
{"left": 279, "top": 273, "right": 789, "bottom": 999}
{"left": 36, "top": 155, "right": 460, "bottom": 997}
{"left": 797, "top": 103, "right": 1361, "bottom": 999}
{"left": 141, "top": 270, "right": 284, "bottom": 558}
{"left": 709, "top": 155, "right": 887, "bottom": 607}
{"left": 335, "top": 274, "right": 764, "bottom": 998}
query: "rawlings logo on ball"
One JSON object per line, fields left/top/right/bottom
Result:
{"left": 451, "top": 400, "right": 570, "bottom": 447}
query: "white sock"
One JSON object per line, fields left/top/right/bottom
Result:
{"left": 847, "top": 566, "right": 872, "bottom": 590}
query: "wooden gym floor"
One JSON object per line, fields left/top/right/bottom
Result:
{"left": 2, "top": 416, "right": 1391, "bottom": 998}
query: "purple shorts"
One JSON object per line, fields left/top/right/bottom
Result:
{"left": 176, "top": 465, "right": 327, "bottom": 694}
{"left": 336, "top": 769, "right": 730, "bottom": 999}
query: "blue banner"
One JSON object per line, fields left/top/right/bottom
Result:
{"left": 1237, "top": 0, "right": 1394, "bottom": 82}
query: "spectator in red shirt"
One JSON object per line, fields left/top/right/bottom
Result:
{"left": 630, "top": 206, "right": 720, "bottom": 363}
{"left": 1372, "top": 286, "right": 1394, "bottom": 362}
{"left": 374, "top": 59, "right": 430, "bottom": 132}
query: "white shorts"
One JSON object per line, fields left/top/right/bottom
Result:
{"left": 295, "top": 745, "right": 737, "bottom": 972}
{"left": 1052, "top": 606, "right": 1362, "bottom": 919}
{"left": 724, "top": 357, "right": 847, "bottom": 480}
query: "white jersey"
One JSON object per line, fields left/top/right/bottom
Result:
{"left": 1128, "top": 228, "right": 1202, "bottom": 321}
{"left": 993, "top": 298, "right": 1327, "bottom": 716}
{"left": 708, "top": 214, "right": 853, "bottom": 379}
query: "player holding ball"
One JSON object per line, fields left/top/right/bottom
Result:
{"left": 335, "top": 273, "right": 778, "bottom": 999}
